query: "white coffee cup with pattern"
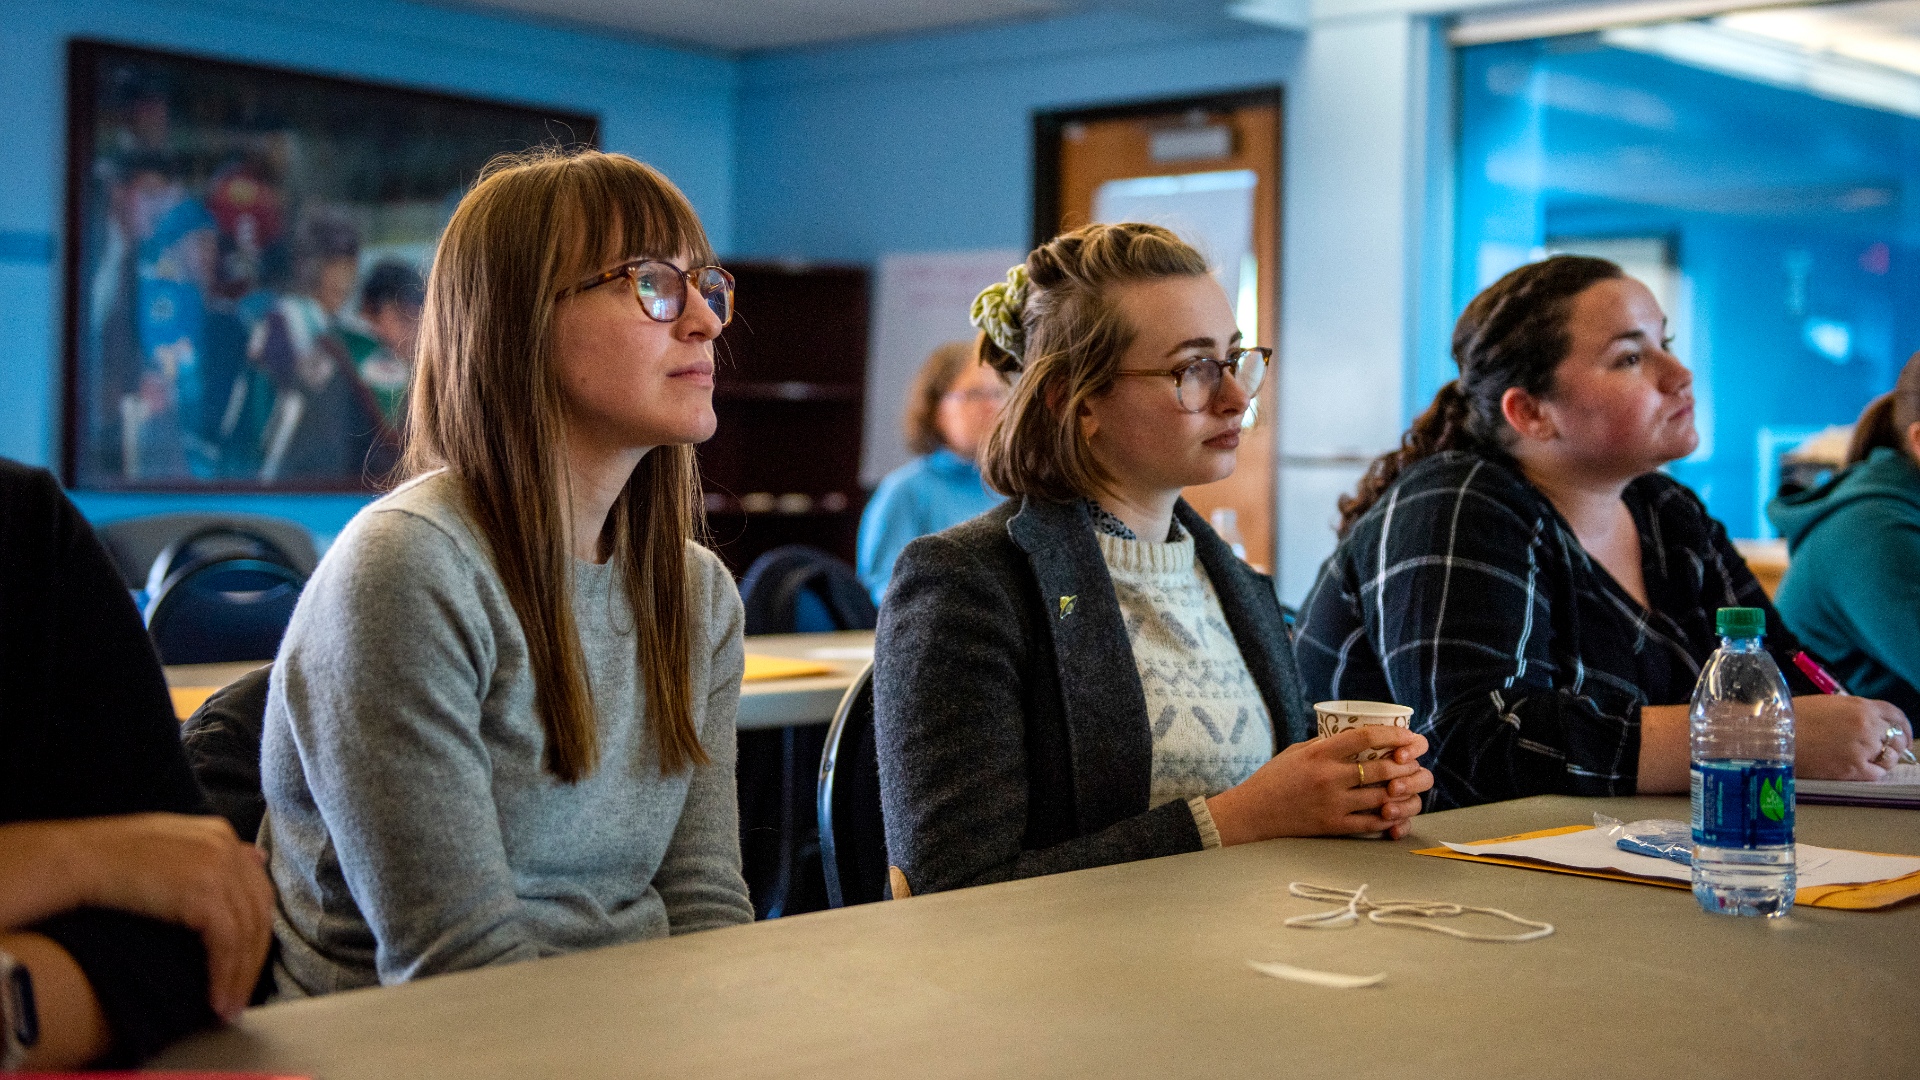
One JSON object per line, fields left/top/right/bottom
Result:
{"left": 1313, "top": 700, "right": 1414, "bottom": 766}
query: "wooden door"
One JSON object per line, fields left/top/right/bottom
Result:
{"left": 1038, "top": 91, "right": 1281, "bottom": 571}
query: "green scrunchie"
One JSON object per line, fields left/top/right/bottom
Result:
{"left": 970, "top": 263, "right": 1030, "bottom": 363}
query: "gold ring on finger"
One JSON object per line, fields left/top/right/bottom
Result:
{"left": 1356, "top": 761, "right": 1366, "bottom": 786}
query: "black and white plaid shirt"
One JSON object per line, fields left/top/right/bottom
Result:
{"left": 1294, "top": 451, "right": 1810, "bottom": 811}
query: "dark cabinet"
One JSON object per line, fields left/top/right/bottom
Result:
{"left": 700, "top": 262, "right": 869, "bottom": 577}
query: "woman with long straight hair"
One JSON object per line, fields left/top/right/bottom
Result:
{"left": 1768, "top": 352, "right": 1920, "bottom": 719}
{"left": 1294, "top": 256, "right": 1911, "bottom": 811}
{"left": 873, "top": 223, "right": 1432, "bottom": 897}
{"left": 261, "top": 149, "right": 753, "bottom": 996}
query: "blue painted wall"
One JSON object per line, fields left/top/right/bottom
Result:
{"left": 1, "top": 0, "right": 736, "bottom": 545}
{"left": 1, "top": 0, "right": 1306, "bottom": 546}
{"left": 730, "top": 11, "right": 1304, "bottom": 263}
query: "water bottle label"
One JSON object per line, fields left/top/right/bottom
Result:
{"left": 1690, "top": 760, "right": 1794, "bottom": 848}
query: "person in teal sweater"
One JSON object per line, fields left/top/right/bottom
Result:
{"left": 1769, "top": 352, "right": 1920, "bottom": 720}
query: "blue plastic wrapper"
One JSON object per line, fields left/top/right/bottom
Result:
{"left": 1594, "top": 814, "right": 1693, "bottom": 866}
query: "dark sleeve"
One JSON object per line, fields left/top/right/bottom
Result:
{"left": 180, "top": 666, "right": 271, "bottom": 843}
{"left": 1294, "top": 554, "right": 1391, "bottom": 708}
{"left": 873, "top": 533, "right": 1202, "bottom": 895}
{"left": 32, "top": 911, "right": 212, "bottom": 1065}
{"left": 1356, "top": 463, "right": 1642, "bottom": 810}
{"left": 0, "top": 461, "right": 206, "bottom": 819}
{"left": 0, "top": 461, "right": 218, "bottom": 1062}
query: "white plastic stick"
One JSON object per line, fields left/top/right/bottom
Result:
{"left": 1246, "top": 960, "right": 1387, "bottom": 989}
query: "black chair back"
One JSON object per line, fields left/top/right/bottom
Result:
{"left": 818, "top": 663, "right": 888, "bottom": 907}
{"left": 144, "top": 524, "right": 303, "bottom": 602}
{"left": 99, "top": 513, "right": 317, "bottom": 592}
{"left": 181, "top": 666, "right": 272, "bottom": 843}
{"left": 740, "top": 545, "right": 877, "bottom": 635}
{"left": 146, "top": 556, "right": 306, "bottom": 665}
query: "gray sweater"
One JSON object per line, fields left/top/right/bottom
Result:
{"left": 260, "top": 471, "right": 753, "bottom": 996}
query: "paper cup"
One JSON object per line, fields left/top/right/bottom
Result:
{"left": 1314, "top": 700, "right": 1414, "bottom": 764}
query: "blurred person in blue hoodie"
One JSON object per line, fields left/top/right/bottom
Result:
{"left": 1769, "top": 351, "right": 1920, "bottom": 720}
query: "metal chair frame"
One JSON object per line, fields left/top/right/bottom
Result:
{"left": 817, "top": 661, "right": 878, "bottom": 909}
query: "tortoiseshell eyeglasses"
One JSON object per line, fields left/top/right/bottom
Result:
{"left": 558, "top": 259, "right": 734, "bottom": 327}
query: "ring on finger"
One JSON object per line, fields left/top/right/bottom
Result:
{"left": 1356, "top": 761, "right": 1366, "bottom": 786}
{"left": 1879, "top": 727, "right": 1903, "bottom": 763}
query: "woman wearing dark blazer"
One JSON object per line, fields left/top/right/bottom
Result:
{"left": 874, "top": 224, "right": 1434, "bottom": 896}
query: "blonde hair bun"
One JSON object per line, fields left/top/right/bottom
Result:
{"left": 970, "top": 263, "right": 1031, "bottom": 371}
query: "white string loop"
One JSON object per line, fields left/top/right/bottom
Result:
{"left": 1283, "top": 881, "right": 1554, "bottom": 943}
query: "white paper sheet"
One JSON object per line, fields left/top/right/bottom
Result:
{"left": 1442, "top": 828, "right": 1920, "bottom": 888}
{"left": 863, "top": 250, "right": 1025, "bottom": 486}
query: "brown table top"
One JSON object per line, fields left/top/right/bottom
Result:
{"left": 151, "top": 793, "right": 1920, "bottom": 1078}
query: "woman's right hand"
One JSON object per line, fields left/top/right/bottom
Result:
{"left": 1206, "top": 726, "right": 1433, "bottom": 846}
{"left": 56, "top": 814, "right": 273, "bottom": 1021}
{"left": 1794, "top": 695, "right": 1913, "bottom": 781}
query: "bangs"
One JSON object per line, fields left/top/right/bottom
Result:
{"left": 551, "top": 153, "right": 717, "bottom": 287}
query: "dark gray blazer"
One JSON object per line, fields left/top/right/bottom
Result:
{"left": 873, "top": 496, "right": 1315, "bottom": 895}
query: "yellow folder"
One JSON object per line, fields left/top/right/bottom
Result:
{"left": 741, "top": 654, "right": 837, "bottom": 682}
{"left": 1414, "top": 824, "right": 1920, "bottom": 911}
{"left": 170, "top": 685, "right": 218, "bottom": 720}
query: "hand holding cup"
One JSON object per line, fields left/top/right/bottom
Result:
{"left": 1204, "top": 704, "right": 1432, "bottom": 845}
{"left": 1313, "top": 701, "right": 1421, "bottom": 836}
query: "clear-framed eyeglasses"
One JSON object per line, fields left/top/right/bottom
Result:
{"left": 1115, "top": 346, "right": 1269, "bottom": 416}
{"left": 557, "top": 258, "right": 735, "bottom": 326}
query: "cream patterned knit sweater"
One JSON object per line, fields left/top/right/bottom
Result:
{"left": 1096, "top": 527, "right": 1273, "bottom": 849}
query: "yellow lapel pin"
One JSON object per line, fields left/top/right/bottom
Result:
{"left": 1058, "top": 595, "right": 1076, "bottom": 618}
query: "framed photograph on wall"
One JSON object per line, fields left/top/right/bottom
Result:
{"left": 63, "top": 40, "right": 597, "bottom": 491}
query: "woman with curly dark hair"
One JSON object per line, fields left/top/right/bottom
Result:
{"left": 1294, "top": 256, "right": 1910, "bottom": 811}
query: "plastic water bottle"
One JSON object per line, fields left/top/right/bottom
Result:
{"left": 1689, "top": 607, "right": 1796, "bottom": 918}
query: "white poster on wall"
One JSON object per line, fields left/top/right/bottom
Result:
{"left": 863, "top": 249, "right": 1025, "bottom": 487}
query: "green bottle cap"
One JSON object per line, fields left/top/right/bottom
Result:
{"left": 1715, "top": 607, "right": 1765, "bottom": 638}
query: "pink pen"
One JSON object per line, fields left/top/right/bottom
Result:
{"left": 1791, "top": 650, "right": 1847, "bottom": 696}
